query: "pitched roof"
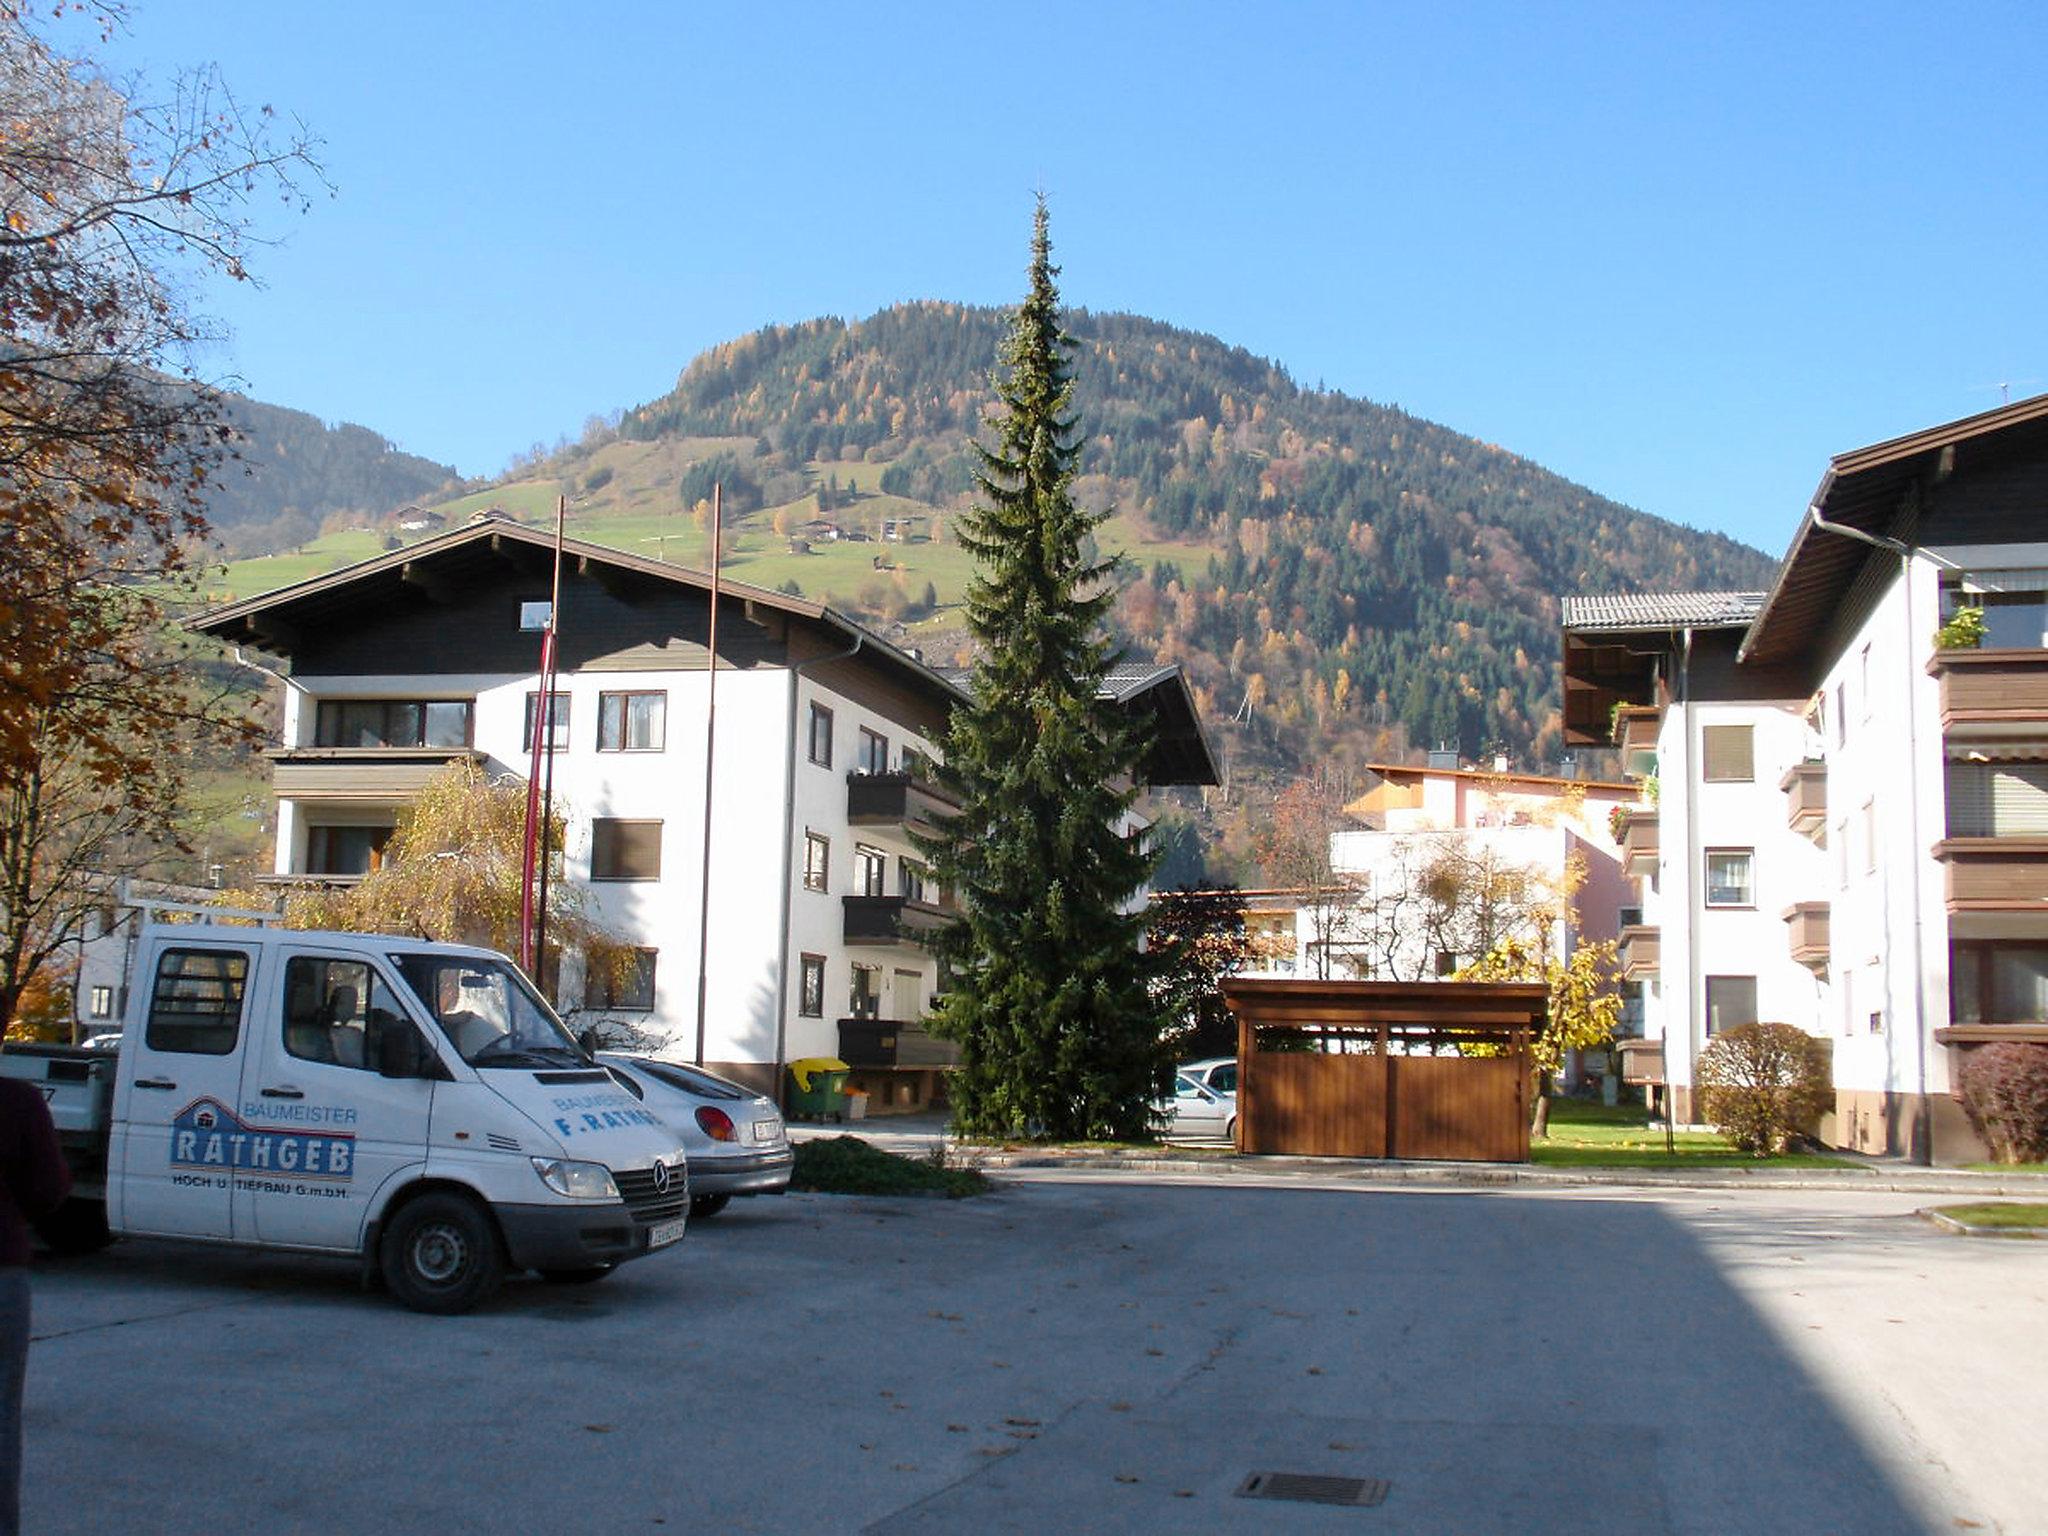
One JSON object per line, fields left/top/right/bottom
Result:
{"left": 1559, "top": 591, "right": 1766, "bottom": 633}
{"left": 932, "top": 659, "right": 1219, "bottom": 786}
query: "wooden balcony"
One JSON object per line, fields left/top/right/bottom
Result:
{"left": 837, "top": 1018, "right": 961, "bottom": 1069}
{"left": 1610, "top": 705, "right": 1662, "bottom": 778}
{"left": 267, "top": 746, "right": 485, "bottom": 801}
{"left": 1782, "top": 901, "right": 1830, "bottom": 972}
{"left": 1780, "top": 761, "right": 1827, "bottom": 841}
{"left": 843, "top": 894, "right": 953, "bottom": 949}
{"left": 1618, "top": 923, "right": 1660, "bottom": 980}
{"left": 1930, "top": 649, "right": 2048, "bottom": 738}
{"left": 1620, "top": 810, "right": 1660, "bottom": 880}
{"left": 1934, "top": 838, "right": 2048, "bottom": 912}
{"left": 846, "top": 770, "right": 961, "bottom": 837}
{"left": 1616, "top": 1036, "right": 1665, "bottom": 1086}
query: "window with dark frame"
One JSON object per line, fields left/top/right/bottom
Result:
{"left": 803, "top": 832, "right": 830, "bottom": 892}
{"left": 583, "top": 948, "right": 657, "bottom": 1011}
{"left": 519, "top": 600, "right": 552, "bottom": 632}
{"left": 1705, "top": 975, "right": 1758, "bottom": 1035}
{"left": 597, "top": 690, "right": 666, "bottom": 752}
{"left": 808, "top": 703, "right": 834, "bottom": 767}
{"left": 305, "top": 824, "right": 393, "bottom": 877}
{"left": 849, "top": 962, "right": 882, "bottom": 1019}
{"left": 315, "top": 699, "right": 473, "bottom": 749}
{"left": 89, "top": 985, "right": 113, "bottom": 1019}
{"left": 857, "top": 726, "right": 889, "bottom": 775}
{"left": 854, "top": 844, "right": 887, "bottom": 897}
{"left": 899, "top": 860, "right": 929, "bottom": 903}
{"left": 146, "top": 948, "right": 249, "bottom": 1056}
{"left": 591, "top": 818, "right": 662, "bottom": 881}
{"left": 1704, "top": 849, "right": 1754, "bottom": 908}
{"left": 799, "top": 954, "right": 826, "bottom": 1017}
{"left": 1701, "top": 724, "right": 1755, "bottom": 783}
{"left": 1950, "top": 941, "right": 2048, "bottom": 1024}
{"left": 523, "top": 691, "right": 571, "bottom": 751}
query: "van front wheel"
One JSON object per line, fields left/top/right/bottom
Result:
{"left": 381, "top": 1193, "right": 504, "bottom": 1315}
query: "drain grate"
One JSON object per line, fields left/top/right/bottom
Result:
{"left": 1235, "top": 1471, "right": 1390, "bottom": 1507}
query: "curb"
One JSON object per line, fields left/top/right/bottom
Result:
{"left": 947, "top": 1148, "right": 2048, "bottom": 1197}
{"left": 1917, "top": 1206, "right": 2048, "bottom": 1239}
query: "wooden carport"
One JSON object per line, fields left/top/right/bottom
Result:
{"left": 1223, "top": 978, "right": 1548, "bottom": 1164}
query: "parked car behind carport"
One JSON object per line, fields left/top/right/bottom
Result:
{"left": 599, "top": 1054, "right": 793, "bottom": 1218}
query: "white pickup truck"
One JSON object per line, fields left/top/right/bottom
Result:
{"left": 0, "top": 917, "right": 692, "bottom": 1313}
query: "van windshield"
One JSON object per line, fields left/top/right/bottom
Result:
{"left": 390, "top": 953, "right": 587, "bottom": 1069}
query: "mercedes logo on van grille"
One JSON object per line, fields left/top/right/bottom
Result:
{"left": 651, "top": 1159, "right": 671, "bottom": 1195}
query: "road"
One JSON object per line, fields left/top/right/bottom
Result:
{"left": 20, "top": 1173, "right": 2045, "bottom": 1533}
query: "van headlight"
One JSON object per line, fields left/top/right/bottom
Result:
{"left": 530, "top": 1157, "right": 620, "bottom": 1200}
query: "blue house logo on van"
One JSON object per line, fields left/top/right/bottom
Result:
{"left": 170, "top": 1098, "right": 356, "bottom": 1181}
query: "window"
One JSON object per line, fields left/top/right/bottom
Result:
{"left": 1832, "top": 682, "right": 1847, "bottom": 749}
{"left": 89, "top": 985, "right": 114, "bottom": 1020}
{"left": 315, "top": 699, "right": 473, "bottom": 749}
{"left": 598, "top": 691, "right": 666, "bottom": 752}
{"left": 857, "top": 727, "right": 889, "bottom": 776}
{"left": 1701, "top": 724, "right": 1754, "bottom": 783}
{"left": 583, "top": 948, "right": 657, "bottom": 1011}
{"left": 849, "top": 962, "right": 882, "bottom": 1019}
{"left": 1705, "top": 975, "right": 1758, "bottom": 1035}
{"left": 1705, "top": 850, "right": 1754, "bottom": 908}
{"left": 799, "top": 954, "right": 826, "bottom": 1017}
{"left": 591, "top": 818, "right": 662, "bottom": 881}
{"left": 803, "top": 832, "right": 830, "bottom": 892}
{"left": 1861, "top": 799, "right": 1877, "bottom": 875}
{"left": 519, "top": 600, "right": 553, "bottom": 632}
{"left": 854, "top": 844, "right": 887, "bottom": 897}
{"left": 1434, "top": 949, "right": 1459, "bottom": 978}
{"left": 1946, "top": 762, "right": 2048, "bottom": 837}
{"left": 306, "top": 824, "right": 392, "bottom": 877}
{"left": 899, "top": 860, "right": 929, "bottom": 903}
{"left": 1832, "top": 818, "right": 1849, "bottom": 890}
{"left": 146, "top": 948, "right": 249, "bottom": 1056}
{"left": 282, "top": 957, "right": 412, "bottom": 1071}
{"left": 523, "top": 691, "right": 571, "bottom": 751}
{"left": 1943, "top": 572, "right": 2048, "bottom": 649}
{"left": 1951, "top": 942, "right": 2048, "bottom": 1024}
{"left": 1859, "top": 643, "right": 1874, "bottom": 721}
{"left": 808, "top": 703, "right": 834, "bottom": 767}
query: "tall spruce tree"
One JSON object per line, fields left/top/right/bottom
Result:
{"left": 923, "top": 202, "right": 1171, "bottom": 1140}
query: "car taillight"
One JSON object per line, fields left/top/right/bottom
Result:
{"left": 696, "top": 1106, "right": 736, "bottom": 1142}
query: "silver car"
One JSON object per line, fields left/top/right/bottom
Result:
{"left": 600, "top": 1054, "right": 794, "bottom": 1218}
{"left": 1156, "top": 1069, "right": 1238, "bottom": 1144}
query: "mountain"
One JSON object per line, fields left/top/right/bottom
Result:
{"left": 199, "top": 302, "right": 1775, "bottom": 870}
{"left": 204, "top": 393, "right": 461, "bottom": 558}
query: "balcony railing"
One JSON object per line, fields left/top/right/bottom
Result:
{"left": 843, "top": 894, "right": 954, "bottom": 948}
{"left": 846, "top": 769, "right": 962, "bottom": 837}
{"left": 1782, "top": 901, "right": 1830, "bottom": 972}
{"left": 1621, "top": 810, "right": 1659, "bottom": 880}
{"left": 1930, "top": 648, "right": 2048, "bottom": 736}
{"left": 1933, "top": 838, "right": 2048, "bottom": 911}
{"left": 267, "top": 745, "right": 485, "bottom": 801}
{"left": 1618, "top": 923, "right": 1660, "bottom": 980}
{"left": 1780, "top": 761, "right": 1827, "bottom": 841}
{"left": 837, "top": 1018, "right": 962, "bottom": 1069}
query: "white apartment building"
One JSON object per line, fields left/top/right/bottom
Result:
{"left": 195, "top": 518, "right": 1216, "bottom": 1111}
{"left": 1563, "top": 394, "right": 2048, "bottom": 1160}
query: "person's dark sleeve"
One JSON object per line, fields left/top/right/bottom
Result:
{"left": 5, "top": 1083, "right": 72, "bottom": 1219}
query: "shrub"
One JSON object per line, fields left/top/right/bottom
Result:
{"left": 1695, "top": 1023, "right": 1833, "bottom": 1155}
{"left": 1955, "top": 1042, "right": 2048, "bottom": 1163}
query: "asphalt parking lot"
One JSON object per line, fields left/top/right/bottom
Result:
{"left": 20, "top": 1172, "right": 2046, "bottom": 1534}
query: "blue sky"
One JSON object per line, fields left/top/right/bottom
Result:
{"left": 82, "top": 0, "right": 2048, "bottom": 558}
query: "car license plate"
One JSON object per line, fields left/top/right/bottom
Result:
{"left": 753, "top": 1118, "right": 783, "bottom": 1143}
{"left": 648, "top": 1217, "right": 687, "bottom": 1249}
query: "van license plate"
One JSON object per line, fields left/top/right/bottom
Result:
{"left": 648, "top": 1218, "right": 687, "bottom": 1249}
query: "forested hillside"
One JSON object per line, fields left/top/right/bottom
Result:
{"left": 594, "top": 303, "right": 1772, "bottom": 775}
{"left": 206, "top": 394, "right": 459, "bottom": 556}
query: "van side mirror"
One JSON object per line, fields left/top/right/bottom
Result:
{"left": 577, "top": 1026, "right": 601, "bottom": 1059}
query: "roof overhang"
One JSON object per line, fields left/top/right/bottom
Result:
{"left": 1741, "top": 392, "right": 2048, "bottom": 668}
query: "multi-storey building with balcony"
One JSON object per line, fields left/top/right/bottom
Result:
{"left": 194, "top": 517, "right": 1216, "bottom": 1112}
{"left": 1563, "top": 394, "right": 2048, "bottom": 1160}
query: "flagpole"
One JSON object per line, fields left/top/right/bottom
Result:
{"left": 694, "top": 482, "right": 722, "bottom": 1066}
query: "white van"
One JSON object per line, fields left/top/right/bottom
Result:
{"left": 2, "top": 920, "right": 692, "bottom": 1313}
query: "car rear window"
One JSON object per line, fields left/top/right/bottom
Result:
{"left": 638, "top": 1060, "right": 745, "bottom": 1100}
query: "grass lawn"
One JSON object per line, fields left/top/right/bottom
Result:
{"left": 1932, "top": 1202, "right": 2048, "bottom": 1230}
{"left": 1530, "top": 1099, "right": 1860, "bottom": 1170}
{"left": 1965, "top": 1162, "right": 2048, "bottom": 1174}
